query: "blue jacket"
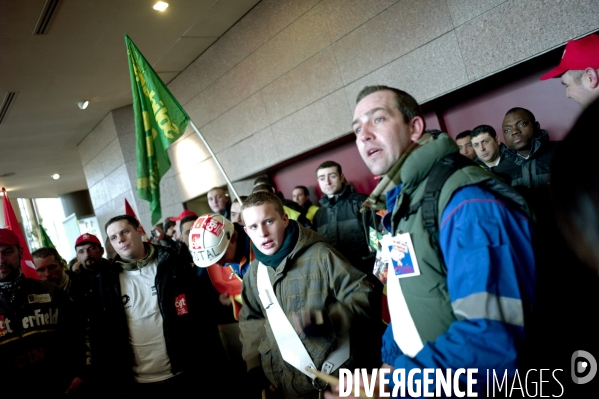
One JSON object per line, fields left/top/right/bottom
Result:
{"left": 381, "top": 184, "right": 535, "bottom": 396}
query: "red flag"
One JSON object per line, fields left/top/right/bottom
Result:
{"left": 2, "top": 187, "right": 39, "bottom": 279}
{"left": 125, "top": 198, "right": 148, "bottom": 238}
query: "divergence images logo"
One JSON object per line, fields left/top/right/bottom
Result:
{"left": 571, "top": 350, "right": 597, "bottom": 385}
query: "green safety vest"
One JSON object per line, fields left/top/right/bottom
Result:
{"left": 389, "top": 133, "right": 529, "bottom": 344}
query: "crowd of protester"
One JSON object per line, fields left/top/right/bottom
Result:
{"left": 1, "top": 34, "right": 598, "bottom": 398}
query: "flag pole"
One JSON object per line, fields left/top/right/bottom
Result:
{"left": 189, "top": 120, "right": 242, "bottom": 205}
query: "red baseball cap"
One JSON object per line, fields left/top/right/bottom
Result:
{"left": 75, "top": 233, "right": 102, "bottom": 248}
{"left": 0, "top": 228, "right": 20, "bottom": 246}
{"left": 540, "top": 34, "right": 599, "bottom": 80}
{"left": 169, "top": 210, "right": 198, "bottom": 221}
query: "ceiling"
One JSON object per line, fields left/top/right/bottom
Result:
{"left": 0, "top": 0, "right": 259, "bottom": 199}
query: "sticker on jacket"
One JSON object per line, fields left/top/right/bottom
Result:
{"left": 0, "top": 315, "right": 7, "bottom": 337}
{"left": 175, "top": 294, "right": 189, "bottom": 316}
{"left": 27, "top": 293, "right": 51, "bottom": 303}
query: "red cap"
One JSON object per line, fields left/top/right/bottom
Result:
{"left": 169, "top": 210, "right": 198, "bottom": 221}
{"left": 75, "top": 233, "right": 102, "bottom": 248}
{"left": 0, "top": 228, "right": 20, "bottom": 246}
{"left": 540, "top": 34, "right": 599, "bottom": 80}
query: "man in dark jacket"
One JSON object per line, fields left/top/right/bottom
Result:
{"left": 470, "top": 124, "right": 520, "bottom": 184}
{"left": 87, "top": 215, "right": 228, "bottom": 395}
{"left": 312, "top": 161, "right": 373, "bottom": 275}
{"left": 499, "top": 107, "right": 557, "bottom": 190}
{"left": 497, "top": 107, "right": 558, "bottom": 229}
{"left": 1, "top": 228, "right": 86, "bottom": 396}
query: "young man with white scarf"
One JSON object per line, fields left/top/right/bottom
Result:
{"left": 239, "top": 191, "right": 378, "bottom": 399}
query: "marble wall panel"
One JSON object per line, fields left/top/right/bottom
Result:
{"left": 446, "top": 0, "right": 507, "bottom": 27}
{"left": 333, "top": 0, "right": 453, "bottom": 85}
{"left": 200, "top": 91, "right": 270, "bottom": 153}
{"left": 168, "top": 133, "right": 212, "bottom": 175}
{"left": 160, "top": 174, "right": 185, "bottom": 208}
{"left": 105, "top": 164, "right": 131, "bottom": 199}
{"left": 184, "top": 91, "right": 211, "bottom": 129}
{"left": 322, "top": 0, "right": 398, "bottom": 42}
{"left": 78, "top": 113, "right": 117, "bottom": 166}
{"left": 261, "top": 47, "right": 344, "bottom": 124}
{"left": 176, "top": 157, "right": 229, "bottom": 202}
{"left": 98, "top": 139, "right": 125, "bottom": 177}
{"left": 218, "top": 127, "right": 278, "bottom": 180}
{"left": 202, "top": 56, "right": 260, "bottom": 121}
{"left": 251, "top": 3, "right": 331, "bottom": 88}
{"left": 168, "top": 0, "right": 320, "bottom": 105}
{"left": 270, "top": 89, "right": 353, "bottom": 161}
{"left": 457, "top": 0, "right": 599, "bottom": 81}
{"left": 345, "top": 32, "right": 469, "bottom": 104}
{"left": 83, "top": 156, "right": 105, "bottom": 188}
{"left": 88, "top": 179, "right": 110, "bottom": 210}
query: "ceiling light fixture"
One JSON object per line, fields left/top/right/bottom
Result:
{"left": 77, "top": 101, "right": 89, "bottom": 110}
{"left": 52, "top": 174, "right": 60, "bottom": 180}
{"left": 153, "top": 2, "right": 169, "bottom": 11}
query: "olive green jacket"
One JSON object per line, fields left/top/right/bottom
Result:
{"left": 239, "top": 223, "right": 373, "bottom": 397}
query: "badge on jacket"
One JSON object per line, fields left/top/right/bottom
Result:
{"left": 175, "top": 294, "right": 189, "bottom": 316}
{"left": 27, "top": 293, "right": 51, "bottom": 303}
{"left": 381, "top": 233, "right": 421, "bottom": 279}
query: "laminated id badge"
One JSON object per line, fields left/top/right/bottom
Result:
{"left": 381, "top": 232, "right": 421, "bottom": 278}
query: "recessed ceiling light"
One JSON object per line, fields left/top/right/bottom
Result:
{"left": 153, "top": 2, "right": 169, "bottom": 11}
{"left": 52, "top": 174, "right": 60, "bottom": 180}
{"left": 77, "top": 101, "right": 89, "bottom": 110}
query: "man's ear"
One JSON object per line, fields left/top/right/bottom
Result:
{"left": 340, "top": 173, "right": 346, "bottom": 184}
{"left": 409, "top": 116, "right": 426, "bottom": 142}
{"left": 584, "top": 67, "right": 599, "bottom": 89}
{"left": 282, "top": 213, "right": 289, "bottom": 227}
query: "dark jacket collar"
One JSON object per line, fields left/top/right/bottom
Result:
{"left": 319, "top": 184, "right": 354, "bottom": 207}
{"left": 504, "top": 129, "right": 551, "bottom": 163}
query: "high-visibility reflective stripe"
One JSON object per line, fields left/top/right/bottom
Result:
{"left": 452, "top": 292, "right": 524, "bottom": 326}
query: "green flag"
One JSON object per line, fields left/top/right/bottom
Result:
{"left": 39, "top": 224, "right": 54, "bottom": 248}
{"left": 39, "top": 224, "right": 68, "bottom": 271}
{"left": 125, "top": 35, "right": 189, "bottom": 225}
